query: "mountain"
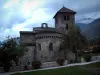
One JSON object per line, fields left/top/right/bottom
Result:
{"left": 76, "top": 18, "right": 95, "bottom": 24}
{"left": 76, "top": 18, "right": 95, "bottom": 31}
{"left": 82, "top": 18, "right": 100, "bottom": 39}
{"left": 76, "top": 23, "right": 86, "bottom": 31}
{"left": 76, "top": 18, "right": 100, "bottom": 40}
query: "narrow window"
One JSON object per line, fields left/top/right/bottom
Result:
{"left": 38, "top": 43, "right": 41, "bottom": 50}
{"left": 64, "top": 16, "right": 66, "bottom": 20}
{"left": 67, "top": 16, "right": 70, "bottom": 20}
{"left": 55, "top": 18, "right": 58, "bottom": 24}
{"left": 49, "top": 43, "right": 53, "bottom": 51}
{"left": 66, "top": 24, "right": 68, "bottom": 30}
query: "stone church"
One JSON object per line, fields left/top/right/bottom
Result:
{"left": 19, "top": 7, "right": 76, "bottom": 65}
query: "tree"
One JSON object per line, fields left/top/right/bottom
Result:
{"left": 60, "top": 24, "right": 88, "bottom": 62}
{"left": 0, "top": 37, "right": 26, "bottom": 72}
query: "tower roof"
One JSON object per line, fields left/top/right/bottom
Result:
{"left": 53, "top": 6, "right": 76, "bottom": 18}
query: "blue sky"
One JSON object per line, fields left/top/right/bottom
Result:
{"left": 0, "top": 0, "right": 100, "bottom": 41}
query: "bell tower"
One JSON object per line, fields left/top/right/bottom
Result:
{"left": 53, "top": 6, "right": 76, "bottom": 34}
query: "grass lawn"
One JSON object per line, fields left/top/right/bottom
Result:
{"left": 12, "top": 62, "right": 100, "bottom": 75}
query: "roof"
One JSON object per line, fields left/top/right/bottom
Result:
{"left": 20, "top": 31, "right": 35, "bottom": 34}
{"left": 33, "top": 27, "right": 56, "bottom": 32}
{"left": 20, "top": 27, "right": 62, "bottom": 35}
{"left": 53, "top": 7, "right": 76, "bottom": 18}
{"left": 33, "top": 27, "right": 61, "bottom": 34}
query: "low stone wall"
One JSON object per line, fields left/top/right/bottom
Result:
{"left": 9, "top": 65, "right": 32, "bottom": 72}
{"left": 91, "top": 56, "right": 100, "bottom": 61}
{"left": 9, "top": 60, "right": 68, "bottom": 71}
{"left": 81, "top": 58, "right": 86, "bottom": 63}
{"left": 0, "top": 67, "right": 4, "bottom": 73}
{"left": 0, "top": 57, "right": 100, "bottom": 73}
{"left": 42, "top": 60, "right": 68, "bottom": 68}
{"left": 1, "top": 61, "right": 100, "bottom": 75}
{"left": 42, "top": 61, "right": 58, "bottom": 68}
{"left": 0, "top": 60, "right": 68, "bottom": 72}
{"left": 10, "top": 66, "right": 24, "bottom": 72}
{"left": 81, "top": 56, "right": 100, "bottom": 63}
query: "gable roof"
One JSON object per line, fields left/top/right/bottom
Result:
{"left": 53, "top": 7, "right": 76, "bottom": 18}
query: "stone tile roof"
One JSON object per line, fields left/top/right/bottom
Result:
{"left": 20, "top": 27, "right": 62, "bottom": 34}
{"left": 33, "top": 27, "right": 56, "bottom": 32}
{"left": 33, "top": 27, "right": 61, "bottom": 34}
{"left": 20, "top": 31, "right": 34, "bottom": 34}
{"left": 58, "top": 7, "right": 76, "bottom": 13}
{"left": 53, "top": 6, "right": 76, "bottom": 18}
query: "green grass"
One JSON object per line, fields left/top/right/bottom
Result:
{"left": 86, "top": 62, "right": 100, "bottom": 68}
{"left": 12, "top": 62, "right": 100, "bottom": 75}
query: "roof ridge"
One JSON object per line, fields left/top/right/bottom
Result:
{"left": 58, "top": 6, "right": 75, "bottom": 13}
{"left": 53, "top": 7, "right": 76, "bottom": 18}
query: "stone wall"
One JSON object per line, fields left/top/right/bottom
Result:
{"left": 18, "top": 46, "right": 35, "bottom": 66}
{"left": 41, "top": 61, "right": 58, "bottom": 68}
{"left": 36, "top": 35, "right": 63, "bottom": 62}
{"left": 0, "top": 67, "right": 4, "bottom": 72}
{"left": 0, "top": 60, "right": 68, "bottom": 72}
{"left": 66, "top": 50, "right": 75, "bottom": 63}
{"left": 8, "top": 56, "right": 100, "bottom": 72}
{"left": 91, "top": 56, "right": 100, "bottom": 61}
{"left": 10, "top": 60, "right": 67, "bottom": 72}
{"left": 81, "top": 56, "right": 100, "bottom": 63}
{"left": 9, "top": 65, "right": 32, "bottom": 72}
{"left": 55, "top": 13, "right": 75, "bottom": 34}
{"left": 41, "top": 60, "right": 68, "bottom": 68}
{"left": 20, "top": 33, "right": 35, "bottom": 44}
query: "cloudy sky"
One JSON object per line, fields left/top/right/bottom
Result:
{"left": 0, "top": 0, "right": 100, "bottom": 41}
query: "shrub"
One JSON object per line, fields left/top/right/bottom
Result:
{"left": 83, "top": 55, "right": 91, "bottom": 62}
{"left": 56, "top": 58, "right": 65, "bottom": 66}
{"left": 24, "top": 65, "right": 28, "bottom": 70}
{"left": 92, "top": 46, "right": 100, "bottom": 53}
{"left": 32, "top": 61, "right": 42, "bottom": 69}
{"left": 3, "top": 62, "right": 12, "bottom": 72}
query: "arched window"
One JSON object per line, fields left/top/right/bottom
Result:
{"left": 49, "top": 43, "right": 53, "bottom": 51}
{"left": 41, "top": 23, "right": 48, "bottom": 28}
{"left": 64, "top": 15, "right": 70, "bottom": 21}
{"left": 66, "top": 24, "right": 68, "bottom": 30}
{"left": 64, "top": 16, "right": 66, "bottom": 20}
{"left": 38, "top": 43, "right": 41, "bottom": 50}
{"left": 67, "top": 16, "right": 70, "bottom": 20}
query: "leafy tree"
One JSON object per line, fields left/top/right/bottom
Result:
{"left": 0, "top": 37, "right": 26, "bottom": 72}
{"left": 60, "top": 24, "right": 88, "bottom": 62}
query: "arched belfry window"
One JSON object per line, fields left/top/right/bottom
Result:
{"left": 38, "top": 43, "right": 41, "bottom": 50}
{"left": 67, "top": 16, "right": 70, "bottom": 20}
{"left": 49, "top": 43, "right": 53, "bottom": 51}
{"left": 41, "top": 23, "right": 48, "bottom": 28}
{"left": 64, "top": 15, "right": 70, "bottom": 21}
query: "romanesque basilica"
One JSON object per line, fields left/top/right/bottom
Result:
{"left": 19, "top": 7, "right": 76, "bottom": 65}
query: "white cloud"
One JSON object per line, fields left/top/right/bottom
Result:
{"left": 1, "top": 0, "right": 100, "bottom": 41}
{"left": 0, "top": 28, "right": 19, "bottom": 41}
{"left": 0, "top": 0, "right": 52, "bottom": 41}
{"left": 13, "top": 8, "right": 52, "bottom": 28}
{"left": 0, "top": 24, "right": 31, "bottom": 41}
{"left": 3, "top": 0, "right": 19, "bottom": 8}
{"left": 0, "top": 7, "right": 53, "bottom": 41}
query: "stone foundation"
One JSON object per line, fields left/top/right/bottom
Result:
{"left": 0, "top": 60, "right": 68, "bottom": 72}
